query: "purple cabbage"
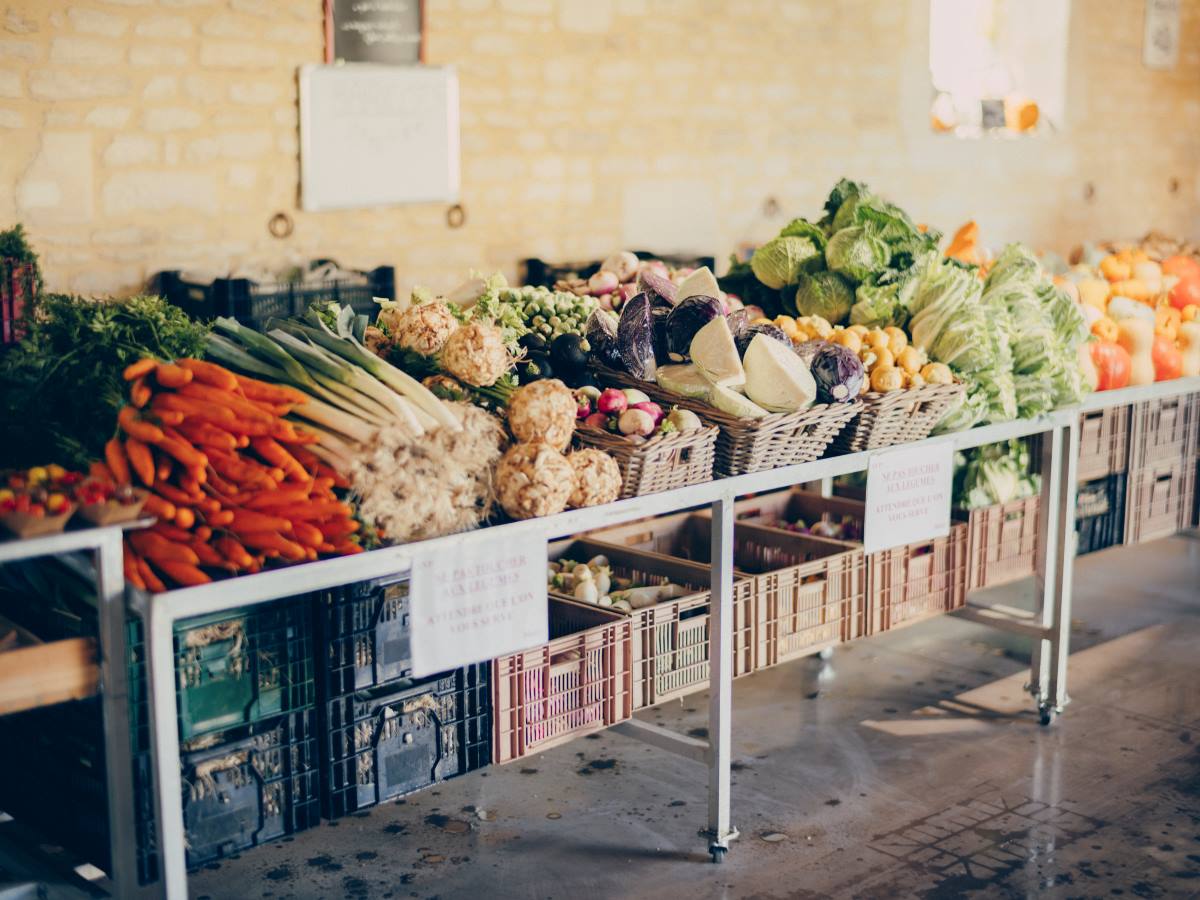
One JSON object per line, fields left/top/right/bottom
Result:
{"left": 638, "top": 269, "right": 678, "bottom": 306}
{"left": 649, "top": 293, "right": 673, "bottom": 362}
{"left": 616, "top": 292, "right": 658, "bottom": 380}
{"left": 794, "top": 338, "right": 828, "bottom": 366}
{"left": 585, "top": 309, "right": 621, "bottom": 369}
{"left": 665, "top": 294, "right": 724, "bottom": 360}
{"left": 810, "top": 342, "right": 865, "bottom": 403}
{"left": 734, "top": 322, "right": 790, "bottom": 358}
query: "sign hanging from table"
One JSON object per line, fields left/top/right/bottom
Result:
{"left": 409, "top": 537, "right": 548, "bottom": 677}
{"left": 863, "top": 442, "right": 955, "bottom": 554}
{"left": 325, "top": 0, "right": 424, "bottom": 65}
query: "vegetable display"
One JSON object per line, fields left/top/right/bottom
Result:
{"left": 954, "top": 440, "right": 1040, "bottom": 510}
{"left": 548, "top": 553, "right": 690, "bottom": 614}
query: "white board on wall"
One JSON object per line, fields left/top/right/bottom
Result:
{"left": 299, "top": 63, "right": 460, "bottom": 211}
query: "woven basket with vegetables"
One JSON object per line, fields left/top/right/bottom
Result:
{"left": 573, "top": 388, "right": 718, "bottom": 498}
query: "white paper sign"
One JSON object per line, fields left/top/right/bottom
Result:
{"left": 1143, "top": 0, "right": 1180, "bottom": 70}
{"left": 409, "top": 539, "right": 548, "bottom": 677}
{"left": 863, "top": 442, "right": 955, "bottom": 554}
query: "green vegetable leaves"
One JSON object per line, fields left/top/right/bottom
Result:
{"left": 0, "top": 294, "right": 209, "bottom": 468}
{"left": 749, "top": 235, "right": 823, "bottom": 289}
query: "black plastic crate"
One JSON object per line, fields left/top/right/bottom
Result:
{"left": 156, "top": 263, "right": 393, "bottom": 329}
{"left": 522, "top": 252, "right": 716, "bottom": 288}
{"left": 1076, "top": 473, "right": 1126, "bottom": 556}
{"left": 315, "top": 574, "right": 413, "bottom": 698}
{"left": 129, "top": 596, "right": 315, "bottom": 742}
{"left": 320, "top": 663, "right": 490, "bottom": 820}
{"left": 180, "top": 707, "right": 319, "bottom": 866}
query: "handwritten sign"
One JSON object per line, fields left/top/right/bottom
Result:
{"left": 863, "top": 442, "right": 954, "bottom": 554}
{"left": 325, "top": 0, "right": 423, "bottom": 65}
{"left": 409, "top": 539, "right": 547, "bottom": 677}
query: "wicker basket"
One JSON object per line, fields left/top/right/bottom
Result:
{"left": 573, "top": 424, "right": 718, "bottom": 498}
{"left": 594, "top": 366, "right": 861, "bottom": 476}
{"left": 831, "top": 382, "right": 965, "bottom": 453}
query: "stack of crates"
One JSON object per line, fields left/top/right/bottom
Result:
{"left": 1075, "top": 406, "right": 1131, "bottom": 555}
{"left": 0, "top": 588, "right": 318, "bottom": 882}
{"left": 313, "top": 575, "right": 490, "bottom": 819}
{"left": 1124, "top": 396, "right": 1198, "bottom": 544}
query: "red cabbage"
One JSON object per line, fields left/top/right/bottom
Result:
{"left": 734, "top": 322, "right": 790, "bottom": 358}
{"left": 638, "top": 269, "right": 678, "bottom": 306}
{"left": 665, "top": 295, "right": 724, "bottom": 360}
{"left": 810, "top": 342, "right": 864, "bottom": 403}
{"left": 615, "top": 292, "right": 658, "bottom": 380}
{"left": 585, "top": 309, "right": 621, "bottom": 369}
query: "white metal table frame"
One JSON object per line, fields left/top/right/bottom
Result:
{"left": 123, "top": 376, "right": 1200, "bottom": 898}
{"left": 0, "top": 524, "right": 141, "bottom": 896}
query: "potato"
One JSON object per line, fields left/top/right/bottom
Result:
{"left": 870, "top": 366, "right": 904, "bottom": 392}
{"left": 884, "top": 326, "right": 908, "bottom": 356}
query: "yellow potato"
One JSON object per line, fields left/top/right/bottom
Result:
{"left": 920, "top": 362, "right": 953, "bottom": 385}
{"left": 866, "top": 330, "right": 890, "bottom": 350}
{"left": 908, "top": 372, "right": 926, "bottom": 389}
{"left": 884, "top": 326, "right": 908, "bottom": 356}
{"left": 870, "top": 346, "right": 895, "bottom": 370}
{"left": 847, "top": 324, "right": 869, "bottom": 337}
{"left": 832, "top": 329, "right": 863, "bottom": 355}
{"left": 870, "top": 366, "right": 904, "bottom": 392}
{"left": 897, "top": 346, "right": 924, "bottom": 375}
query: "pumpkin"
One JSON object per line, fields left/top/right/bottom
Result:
{"left": 1090, "top": 340, "right": 1131, "bottom": 391}
{"left": 1162, "top": 255, "right": 1200, "bottom": 311}
{"left": 1151, "top": 333, "right": 1182, "bottom": 381}
{"left": 1154, "top": 305, "right": 1181, "bottom": 342}
{"left": 1090, "top": 315, "right": 1119, "bottom": 343}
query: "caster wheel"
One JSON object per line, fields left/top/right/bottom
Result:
{"left": 710, "top": 845, "right": 727, "bottom": 864}
{"left": 1039, "top": 706, "right": 1054, "bottom": 726}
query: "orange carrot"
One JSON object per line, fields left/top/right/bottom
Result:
{"left": 205, "top": 509, "right": 234, "bottom": 527}
{"left": 215, "top": 536, "right": 254, "bottom": 569}
{"left": 179, "top": 383, "right": 273, "bottom": 422}
{"left": 174, "top": 507, "right": 195, "bottom": 529}
{"left": 125, "top": 437, "right": 155, "bottom": 487}
{"left": 123, "top": 545, "right": 146, "bottom": 590}
{"left": 153, "top": 428, "right": 208, "bottom": 470}
{"left": 155, "top": 453, "right": 173, "bottom": 484}
{"left": 250, "top": 437, "right": 308, "bottom": 482}
{"left": 134, "top": 555, "right": 166, "bottom": 593}
{"left": 123, "top": 358, "right": 158, "bottom": 381}
{"left": 176, "top": 421, "right": 237, "bottom": 453}
{"left": 131, "top": 377, "right": 152, "bottom": 409}
{"left": 270, "top": 422, "right": 320, "bottom": 445}
{"left": 234, "top": 374, "right": 309, "bottom": 406}
{"left": 154, "top": 363, "right": 193, "bottom": 389}
{"left": 312, "top": 476, "right": 335, "bottom": 493}
{"left": 291, "top": 521, "right": 323, "bottom": 548}
{"left": 153, "top": 393, "right": 236, "bottom": 426}
{"left": 154, "top": 409, "right": 185, "bottom": 426}
{"left": 105, "top": 438, "right": 131, "bottom": 486}
{"left": 196, "top": 497, "right": 220, "bottom": 515}
{"left": 150, "top": 522, "right": 194, "bottom": 543}
{"left": 288, "top": 445, "right": 321, "bottom": 471}
{"left": 230, "top": 508, "right": 292, "bottom": 533}
{"left": 154, "top": 560, "right": 211, "bottom": 586}
{"left": 244, "top": 484, "right": 313, "bottom": 509}
{"left": 178, "top": 359, "right": 238, "bottom": 391}
{"left": 194, "top": 525, "right": 212, "bottom": 542}
{"left": 332, "top": 541, "right": 364, "bottom": 555}
{"left": 118, "top": 407, "right": 165, "bottom": 444}
{"left": 188, "top": 539, "right": 227, "bottom": 569}
{"left": 270, "top": 500, "right": 351, "bottom": 521}
{"left": 316, "top": 518, "right": 360, "bottom": 539}
{"left": 142, "top": 494, "right": 176, "bottom": 522}
{"left": 236, "top": 531, "right": 306, "bottom": 560}
{"left": 129, "top": 531, "right": 200, "bottom": 566}
{"left": 315, "top": 464, "right": 349, "bottom": 489}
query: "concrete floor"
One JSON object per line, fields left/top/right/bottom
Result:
{"left": 183, "top": 534, "right": 1200, "bottom": 900}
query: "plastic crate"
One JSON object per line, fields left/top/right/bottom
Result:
{"left": 315, "top": 574, "right": 412, "bottom": 698}
{"left": 589, "top": 513, "right": 858, "bottom": 674}
{"left": 156, "top": 264, "right": 393, "bottom": 329}
{"left": 1129, "top": 395, "right": 1198, "bottom": 470}
{"left": 129, "top": 596, "right": 315, "bottom": 742}
{"left": 549, "top": 542, "right": 753, "bottom": 710}
{"left": 492, "top": 604, "right": 632, "bottom": 764}
{"left": 1, "top": 258, "right": 36, "bottom": 346}
{"left": 730, "top": 489, "right": 968, "bottom": 636}
{"left": 1076, "top": 473, "right": 1126, "bottom": 555}
{"left": 321, "top": 664, "right": 490, "bottom": 818}
{"left": 1077, "top": 406, "right": 1130, "bottom": 482}
{"left": 958, "top": 495, "right": 1041, "bottom": 591}
{"left": 1125, "top": 456, "right": 1196, "bottom": 544}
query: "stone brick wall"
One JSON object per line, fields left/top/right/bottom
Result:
{"left": 2, "top": 0, "right": 1198, "bottom": 297}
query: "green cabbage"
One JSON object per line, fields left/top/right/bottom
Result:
{"left": 825, "top": 226, "right": 889, "bottom": 284}
{"left": 954, "top": 439, "right": 1041, "bottom": 509}
{"left": 779, "top": 217, "right": 828, "bottom": 250}
{"left": 821, "top": 178, "right": 871, "bottom": 233}
{"left": 749, "top": 235, "right": 823, "bottom": 289}
{"left": 788, "top": 270, "right": 855, "bottom": 324}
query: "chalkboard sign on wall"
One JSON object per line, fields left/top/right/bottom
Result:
{"left": 324, "top": 0, "right": 424, "bottom": 65}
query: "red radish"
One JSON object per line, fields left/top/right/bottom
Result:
{"left": 597, "top": 388, "right": 628, "bottom": 415}
{"left": 632, "top": 401, "right": 664, "bottom": 426}
{"left": 618, "top": 408, "right": 655, "bottom": 437}
{"left": 574, "top": 395, "right": 593, "bottom": 419}
{"left": 583, "top": 412, "right": 609, "bottom": 430}
{"left": 588, "top": 271, "right": 620, "bottom": 296}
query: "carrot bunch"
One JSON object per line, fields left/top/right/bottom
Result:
{"left": 94, "top": 357, "right": 363, "bottom": 591}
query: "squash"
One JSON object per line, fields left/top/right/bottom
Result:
{"left": 1154, "top": 305, "right": 1181, "bottom": 342}
{"left": 1110, "top": 279, "right": 1150, "bottom": 303}
{"left": 1116, "top": 318, "right": 1155, "bottom": 386}
{"left": 1152, "top": 333, "right": 1183, "bottom": 381}
{"left": 1077, "top": 278, "right": 1110, "bottom": 310}
{"left": 1178, "top": 322, "right": 1200, "bottom": 377}
{"left": 1100, "top": 255, "right": 1132, "bottom": 283}
{"left": 1090, "top": 316, "right": 1119, "bottom": 343}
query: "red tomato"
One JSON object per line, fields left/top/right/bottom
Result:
{"left": 1090, "top": 340, "right": 1132, "bottom": 391}
{"left": 1152, "top": 333, "right": 1183, "bottom": 381}
{"left": 1162, "top": 255, "right": 1200, "bottom": 311}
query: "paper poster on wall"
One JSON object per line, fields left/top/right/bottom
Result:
{"left": 325, "top": 0, "right": 424, "bottom": 65}
{"left": 1143, "top": 0, "right": 1180, "bottom": 70}
{"left": 863, "top": 442, "right": 955, "bottom": 555}
{"left": 408, "top": 538, "right": 548, "bottom": 677}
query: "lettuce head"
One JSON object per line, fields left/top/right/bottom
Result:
{"left": 749, "top": 235, "right": 823, "bottom": 289}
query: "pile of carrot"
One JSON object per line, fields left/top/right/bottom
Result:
{"left": 92, "top": 357, "right": 363, "bottom": 591}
